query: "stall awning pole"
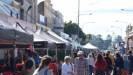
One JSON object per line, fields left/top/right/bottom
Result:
{"left": 56, "top": 46, "right": 58, "bottom": 61}
{"left": 13, "top": 29, "right": 16, "bottom": 72}
{"left": 46, "top": 48, "right": 48, "bottom": 55}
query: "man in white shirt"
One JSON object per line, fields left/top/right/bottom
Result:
{"left": 88, "top": 53, "right": 95, "bottom": 75}
{"left": 62, "top": 56, "right": 73, "bottom": 75}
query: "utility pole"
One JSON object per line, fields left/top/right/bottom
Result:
{"left": 77, "top": 0, "right": 80, "bottom": 42}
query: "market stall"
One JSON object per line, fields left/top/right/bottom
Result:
{"left": 83, "top": 43, "right": 98, "bottom": 53}
{"left": 0, "top": 26, "right": 33, "bottom": 73}
{"left": 33, "top": 34, "right": 48, "bottom": 56}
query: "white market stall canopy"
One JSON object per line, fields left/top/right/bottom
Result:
{"left": 47, "top": 30, "right": 70, "bottom": 45}
{"left": 83, "top": 43, "right": 98, "bottom": 49}
{"left": 34, "top": 34, "right": 45, "bottom": 42}
{"left": 40, "top": 31, "right": 64, "bottom": 44}
{"left": 34, "top": 24, "right": 70, "bottom": 44}
{"left": 30, "top": 29, "right": 64, "bottom": 44}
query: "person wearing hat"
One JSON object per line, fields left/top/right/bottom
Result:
{"left": 74, "top": 51, "right": 88, "bottom": 75}
{"left": 62, "top": 56, "right": 74, "bottom": 75}
{"left": 33, "top": 55, "right": 53, "bottom": 75}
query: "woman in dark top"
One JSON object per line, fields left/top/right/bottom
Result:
{"left": 114, "top": 53, "right": 124, "bottom": 75}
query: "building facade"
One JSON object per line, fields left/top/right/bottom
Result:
{"left": 1, "top": 0, "right": 64, "bottom": 34}
{"left": 38, "top": 0, "right": 64, "bottom": 34}
{"left": 12, "top": 0, "right": 38, "bottom": 24}
{"left": 125, "top": 24, "right": 133, "bottom": 51}
{"left": 53, "top": 11, "right": 64, "bottom": 34}
{"left": 44, "top": 0, "right": 55, "bottom": 29}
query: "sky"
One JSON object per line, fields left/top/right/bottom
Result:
{"left": 51, "top": 0, "right": 133, "bottom": 38}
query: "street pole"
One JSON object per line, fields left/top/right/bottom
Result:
{"left": 77, "top": 0, "right": 80, "bottom": 41}
{"left": 13, "top": 29, "right": 17, "bottom": 72}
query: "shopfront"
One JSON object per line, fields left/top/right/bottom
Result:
{"left": 0, "top": 26, "right": 33, "bottom": 73}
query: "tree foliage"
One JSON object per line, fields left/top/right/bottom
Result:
{"left": 86, "top": 34, "right": 92, "bottom": 42}
{"left": 89, "top": 34, "right": 112, "bottom": 50}
{"left": 64, "top": 21, "right": 115, "bottom": 49}
{"left": 64, "top": 21, "right": 86, "bottom": 44}
{"left": 103, "top": 35, "right": 112, "bottom": 50}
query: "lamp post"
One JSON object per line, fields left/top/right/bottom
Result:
{"left": 77, "top": 0, "right": 80, "bottom": 42}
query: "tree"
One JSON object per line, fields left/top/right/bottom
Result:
{"left": 96, "top": 35, "right": 104, "bottom": 49}
{"left": 89, "top": 34, "right": 104, "bottom": 50}
{"left": 113, "top": 35, "right": 123, "bottom": 44}
{"left": 64, "top": 21, "right": 86, "bottom": 45}
{"left": 86, "top": 34, "right": 92, "bottom": 42}
{"left": 106, "top": 34, "right": 112, "bottom": 40}
{"left": 110, "top": 35, "right": 123, "bottom": 50}
{"left": 89, "top": 34, "right": 113, "bottom": 50}
{"left": 103, "top": 35, "right": 112, "bottom": 50}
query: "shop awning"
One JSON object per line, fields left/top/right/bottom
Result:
{"left": 33, "top": 29, "right": 64, "bottom": 44}
{"left": 40, "top": 31, "right": 64, "bottom": 44}
{"left": 28, "top": 30, "right": 64, "bottom": 48}
{"left": 0, "top": 25, "right": 33, "bottom": 44}
{"left": 33, "top": 33, "right": 48, "bottom": 48}
{"left": 34, "top": 34, "right": 46, "bottom": 42}
{"left": 47, "top": 30, "right": 70, "bottom": 44}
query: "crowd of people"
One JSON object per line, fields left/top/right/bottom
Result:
{"left": 61, "top": 50, "right": 133, "bottom": 75}
{"left": 31, "top": 50, "right": 133, "bottom": 75}
{"left": 1, "top": 49, "right": 133, "bottom": 75}
{"left": 29, "top": 51, "right": 133, "bottom": 75}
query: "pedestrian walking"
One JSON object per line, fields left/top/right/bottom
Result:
{"left": 128, "top": 51, "right": 133, "bottom": 75}
{"left": 23, "top": 51, "right": 35, "bottom": 75}
{"left": 74, "top": 51, "right": 88, "bottom": 75}
{"left": 107, "top": 51, "right": 115, "bottom": 66}
{"left": 61, "top": 56, "right": 74, "bottom": 75}
{"left": 33, "top": 55, "right": 53, "bottom": 75}
{"left": 88, "top": 53, "right": 95, "bottom": 75}
{"left": 104, "top": 53, "right": 113, "bottom": 75}
{"left": 49, "top": 58, "right": 58, "bottom": 75}
{"left": 57, "top": 61, "right": 62, "bottom": 75}
{"left": 94, "top": 54, "right": 107, "bottom": 75}
{"left": 113, "top": 53, "right": 124, "bottom": 75}
{"left": 122, "top": 55, "right": 129, "bottom": 75}
{"left": 33, "top": 53, "right": 40, "bottom": 68}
